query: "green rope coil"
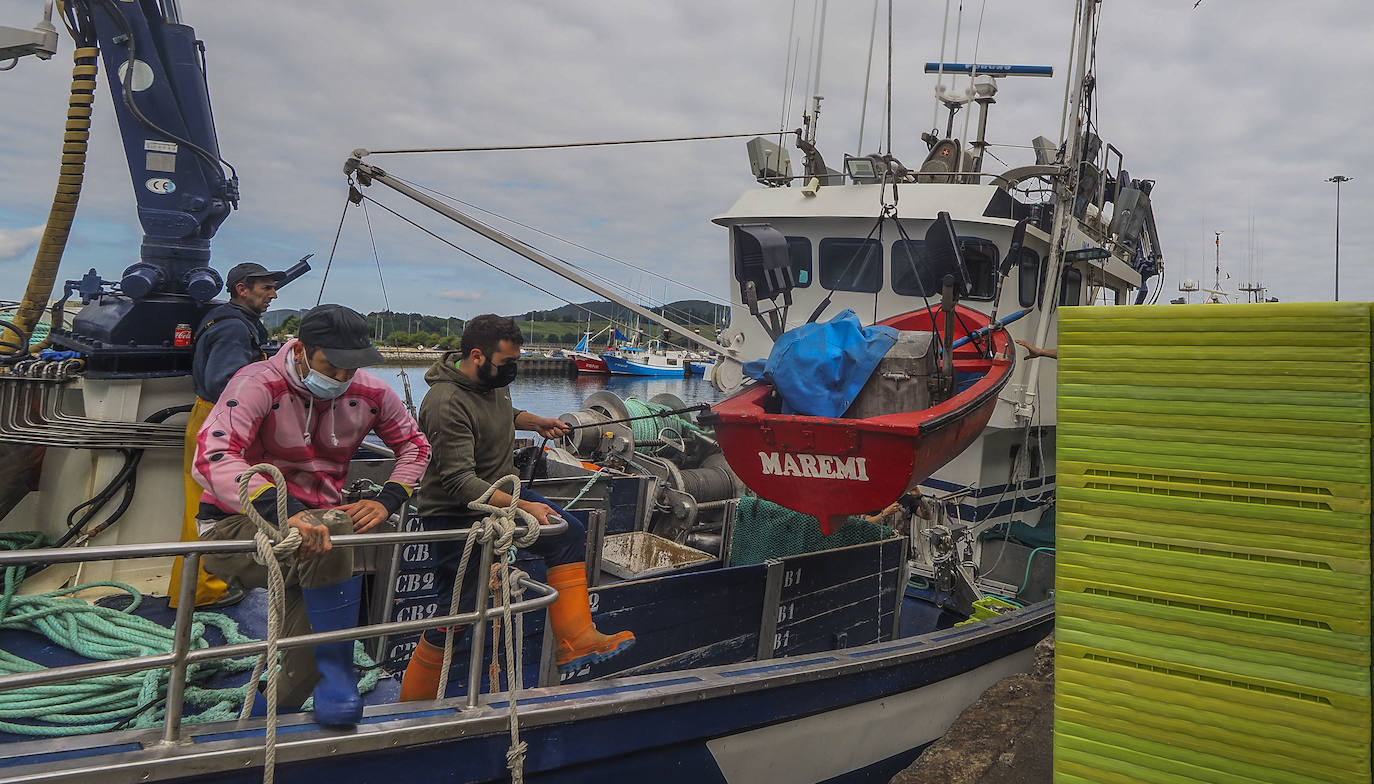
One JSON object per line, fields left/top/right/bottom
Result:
{"left": 622, "top": 397, "right": 705, "bottom": 453}
{"left": 0, "top": 532, "right": 378, "bottom": 737}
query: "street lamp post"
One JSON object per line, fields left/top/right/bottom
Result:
{"left": 1327, "top": 175, "right": 1352, "bottom": 301}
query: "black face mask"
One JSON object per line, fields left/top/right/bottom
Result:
{"left": 478, "top": 353, "right": 518, "bottom": 388}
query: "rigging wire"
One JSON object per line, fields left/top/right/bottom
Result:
{"left": 359, "top": 197, "right": 417, "bottom": 415}
{"left": 360, "top": 199, "right": 393, "bottom": 312}
{"left": 362, "top": 132, "right": 778, "bottom": 156}
{"left": 780, "top": 0, "right": 802, "bottom": 136}
{"left": 388, "top": 174, "right": 729, "bottom": 307}
{"left": 856, "top": 0, "right": 879, "bottom": 155}
{"left": 373, "top": 183, "right": 722, "bottom": 335}
{"left": 958, "top": 0, "right": 989, "bottom": 155}
{"left": 885, "top": 0, "right": 893, "bottom": 155}
{"left": 360, "top": 195, "right": 634, "bottom": 325}
{"left": 932, "top": 0, "right": 954, "bottom": 134}
{"left": 315, "top": 186, "right": 354, "bottom": 306}
{"left": 780, "top": 38, "right": 802, "bottom": 162}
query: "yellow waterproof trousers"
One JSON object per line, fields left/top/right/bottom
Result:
{"left": 166, "top": 396, "right": 229, "bottom": 608}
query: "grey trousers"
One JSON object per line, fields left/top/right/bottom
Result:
{"left": 201, "top": 509, "right": 354, "bottom": 708}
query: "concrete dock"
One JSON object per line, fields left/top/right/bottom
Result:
{"left": 890, "top": 635, "right": 1054, "bottom": 784}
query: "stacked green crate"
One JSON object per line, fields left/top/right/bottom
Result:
{"left": 1054, "top": 302, "right": 1372, "bottom": 784}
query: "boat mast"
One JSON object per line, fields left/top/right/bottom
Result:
{"left": 805, "top": 0, "right": 829, "bottom": 145}
{"left": 1012, "top": 0, "right": 1097, "bottom": 420}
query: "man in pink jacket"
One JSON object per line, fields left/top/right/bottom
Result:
{"left": 193, "top": 304, "right": 431, "bottom": 726}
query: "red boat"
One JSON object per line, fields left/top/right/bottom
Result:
{"left": 709, "top": 306, "right": 1014, "bottom": 534}
{"left": 565, "top": 350, "right": 610, "bottom": 374}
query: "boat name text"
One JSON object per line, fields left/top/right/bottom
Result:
{"left": 758, "top": 451, "right": 869, "bottom": 481}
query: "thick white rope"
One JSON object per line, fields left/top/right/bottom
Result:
{"left": 234, "top": 464, "right": 302, "bottom": 784}
{"left": 464, "top": 476, "right": 540, "bottom": 783}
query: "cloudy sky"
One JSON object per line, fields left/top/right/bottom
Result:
{"left": 1, "top": 0, "right": 1369, "bottom": 319}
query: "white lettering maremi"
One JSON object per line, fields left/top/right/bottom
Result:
{"left": 759, "top": 451, "right": 869, "bottom": 481}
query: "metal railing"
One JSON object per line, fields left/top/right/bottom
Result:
{"left": 0, "top": 520, "right": 565, "bottom": 743}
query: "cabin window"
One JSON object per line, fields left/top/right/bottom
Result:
{"left": 786, "top": 236, "right": 812, "bottom": 288}
{"left": 819, "top": 238, "right": 882, "bottom": 293}
{"left": 891, "top": 240, "right": 936, "bottom": 297}
{"left": 891, "top": 237, "right": 997, "bottom": 300}
{"left": 958, "top": 238, "right": 999, "bottom": 300}
{"left": 1059, "top": 266, "right": 1083, "bottom": 306}
{"left": 1016, "top": 248, "right": 1043, "bottom": 308}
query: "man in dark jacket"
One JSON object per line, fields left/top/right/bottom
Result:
{"left": 169, "top": 262, "right": 285, "bottom": 608}
{"left": 400, "top": 314, "right": 635, "bottom": 700}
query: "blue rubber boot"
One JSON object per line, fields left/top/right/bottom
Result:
{"left": 301, "top": 576, "right": 364, "bottom": 727}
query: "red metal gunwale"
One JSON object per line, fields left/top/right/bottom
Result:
{"left": 709, "top": 305, "right": 1014, "bottom": 532}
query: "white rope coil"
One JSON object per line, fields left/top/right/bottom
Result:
{"left": 435, "top": 475, "right": 540, "bottom": 782}
{"left": 234, "top": 464, "right": 302, "bottom": 784}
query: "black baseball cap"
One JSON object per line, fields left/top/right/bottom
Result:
{"left": 297, "top": 304, "right": 384, "bottom": 369}
{"left": 225, "top": 261, "right": 287, "bottom": 292}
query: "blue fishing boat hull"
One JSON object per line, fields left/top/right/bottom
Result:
{"left": 601, "top": 352, "right": 689, "bottom": 377}
{"left": 0, "top": 601, "right": 1051, "bottom": 783}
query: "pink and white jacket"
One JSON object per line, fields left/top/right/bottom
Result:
{"left": 192, "top": 339, "right": 431, "bottom": 532}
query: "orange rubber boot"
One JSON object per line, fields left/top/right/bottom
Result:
{"left": 399, "top": 634, "right": 447, "bottom": 702}
{"left": 545, "top": 563, "right": 635, "bottom": 674}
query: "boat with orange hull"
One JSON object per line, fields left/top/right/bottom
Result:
{"left": 708, "top": 305, "right": 1014, "bottom": 533}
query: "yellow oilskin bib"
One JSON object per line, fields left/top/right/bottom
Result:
{"left": 167, "top": 396, "right": 230, "bottom": 608}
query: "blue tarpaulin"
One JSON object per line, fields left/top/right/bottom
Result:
{"left": 742, "top": 309, "right": 898, "bottom": 417}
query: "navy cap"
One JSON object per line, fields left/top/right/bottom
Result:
{"left": 297, "top": 304, "right": 384, "bottom": 369}
{"left": 225, "top": 261, "right": 287, "bottom": 292}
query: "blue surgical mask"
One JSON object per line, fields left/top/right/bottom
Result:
{"left": 300, "top": 366, "right": 351, "bottom": 399}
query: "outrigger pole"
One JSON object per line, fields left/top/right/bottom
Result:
{"left": 343, "top": 154, "right": 734, "bottom": 359}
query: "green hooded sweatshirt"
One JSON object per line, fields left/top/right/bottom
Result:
{"left": 413, "top": 352, "right": 525, "bottom": 518}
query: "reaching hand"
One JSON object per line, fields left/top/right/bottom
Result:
{"left": 1014, "top": 339, "right": 1057, "bottom": 359}
{"left": 286, "top": 511, "right": 332, "bottom": 560}
{"left": 533, "top": 416, "right": 572, "bottom": 439}
{"left": 336, "top": 499, "right": 389, "bottom": 533}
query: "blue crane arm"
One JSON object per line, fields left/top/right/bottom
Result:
{"left": 83, "top": 0, "right": 236, "bottom": 301}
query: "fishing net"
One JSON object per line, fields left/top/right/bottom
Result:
{"left": 728, "top": 497, "right": 895, "bottom": 567}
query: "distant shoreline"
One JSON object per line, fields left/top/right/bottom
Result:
{"left": 380, "top": 348, "right": 577, "bottom": 376}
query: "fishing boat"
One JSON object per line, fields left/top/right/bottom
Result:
{"left": 600, "top": 341, "right": 694, "bottom": 377}
{"left": 557, "top": 332, "right": 609, "bottom": 374}
{"left": 709, "top": 304, "right": 1016, "bottom": 534}
{"left": 0, "top": 1, "right": 1160, "bottom": 782}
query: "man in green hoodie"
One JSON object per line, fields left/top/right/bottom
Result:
{"left": 400, "top": 314, "right": 634, "bottom": 700}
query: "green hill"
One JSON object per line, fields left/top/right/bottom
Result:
{"left": 266, "top": 300, "right": 731, "bottom": 349}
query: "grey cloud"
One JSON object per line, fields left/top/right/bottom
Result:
{"left": 0, "top": 226, "right": 44, "bottom": 261}
{"left": 438, "top": 288, "right": 485, "bottom": 303}
{"left": 1, "top": 1, "right": 1370, "bottom": 314}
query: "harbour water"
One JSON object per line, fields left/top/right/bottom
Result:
{"left": 375, "top": 362, "right": 725, "bottom": 423}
